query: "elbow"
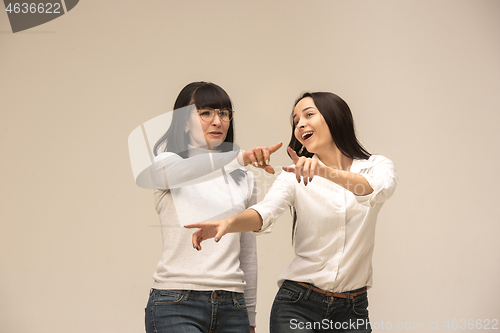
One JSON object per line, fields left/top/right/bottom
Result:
{"left": 353, "top": 183, "right": 374, "bottom": 196}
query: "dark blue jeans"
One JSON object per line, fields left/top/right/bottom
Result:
{"left": 145, "top": 289, "right": 250, "bottom": 333}
{"left": 270, "top": 280, "right": 372, "bottom": 333}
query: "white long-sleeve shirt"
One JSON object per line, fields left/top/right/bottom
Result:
{"left": 150, "top": 148, "right": 257, "bottom": 326}
{"left": 251, "top": 154, "right": 398, "bottom": 293}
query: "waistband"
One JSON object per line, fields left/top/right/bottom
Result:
{"left": 285, "top": 280, "right": 367, "bottom": 299}
{"left": 150, "top": 288, "right": 244, "bottom": 302}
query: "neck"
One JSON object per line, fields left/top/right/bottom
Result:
{"left": 316, "top": 146, "right": 352, "bottom": 171}
{"left": 189, "top": 143, "right": 214, "bottom": 151}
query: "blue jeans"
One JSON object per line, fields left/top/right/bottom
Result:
{"left": 270, "top": 280, "right": 372, "bottom": 333}
{"left": 145, "top": 288, "right": 250, "bottom": 333}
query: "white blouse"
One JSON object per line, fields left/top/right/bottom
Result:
{"left": 251, "top": 154, "right": 398, "bottom": 293}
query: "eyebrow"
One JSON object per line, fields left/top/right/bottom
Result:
{"left": 293, "top": 106, "right": 315, "bottom": 119}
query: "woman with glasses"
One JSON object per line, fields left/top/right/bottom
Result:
{"left": 186, "top": 91, "right": 398, "bottom": 333}
{"left": 144, "top": 81, "right": 281, "bottom": 333}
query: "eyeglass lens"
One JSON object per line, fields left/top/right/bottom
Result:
{"left": 199, "top": 108, "right": 233, "bottom": 122}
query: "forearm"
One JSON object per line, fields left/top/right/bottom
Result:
{"left": 151, "top": 151, "right": 240, "bottom": 189}
{"left": 226, "top": 209, "right": 263, "bottom": 233}
{"left": 320, "top": 166, "right": 373, "bottom": 196}
{"left": 188, "top": 209, "right": 263, "bottom": 251}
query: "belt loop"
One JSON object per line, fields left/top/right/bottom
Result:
{"left": 184, "top": 290, "right": 190, "bottom": 301}
{"left": 303, "top": 284, "right": 314, "bottom": 302}
{"left": 345, "top": 291, "right": 351, "bottom": 308}
{"left": 232, "top": 292, "right": 238, "bottom": 306}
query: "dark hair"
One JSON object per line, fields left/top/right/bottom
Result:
{"left": 153, "top": 82, "right": 244, "bottom": 184}
{"left": 288, "top": 92, "right": 370, "bottom": 160}
{"left": 289, "top": 92, "right": 371, "bottom": 242}
{"left": 153, "top": 81, "right": 235, "bottom": 157}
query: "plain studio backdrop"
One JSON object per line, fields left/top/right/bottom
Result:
{"left": 1, "top": 1, "right": 499, "bottom": 332}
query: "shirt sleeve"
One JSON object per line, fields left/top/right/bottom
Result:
{"left": 355, "top": 155, "right": 398, "bottom": 208}
{"left": 250, "top": 171, "right": 295, "bottom": 234}
{"left": 240, "top": 173, "right": 257, "bottom": 327}
{"left": 149, "top": 150, "right": 242, "bottom": 190}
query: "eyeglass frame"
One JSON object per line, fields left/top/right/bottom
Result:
{"left": 197, "top": 107, "right": 235, "bottom": 122}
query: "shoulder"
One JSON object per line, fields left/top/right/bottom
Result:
{"left": 352, "top": 155, "right": 396, "bottom": 174}
{"left": 371, "top": 154, "right": 394, "bottom": 166}
{"left": 360, "top": 154, "right": 394, "bottom": 167}
{"left": 153, "top": 151, "right": 179, "bottom": 163}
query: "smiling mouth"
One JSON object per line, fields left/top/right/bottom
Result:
{"left": 301, "top": 131, "right": 313, "bottom": 141}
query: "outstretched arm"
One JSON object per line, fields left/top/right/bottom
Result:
{"left": 151, "top": 142, "right": 283, "bottom": 190}
{"left": 282, "top": 147, "right": 373, "bottom": 195}
{"left": 185, "top": 209, "right": 263, "bottom": 251}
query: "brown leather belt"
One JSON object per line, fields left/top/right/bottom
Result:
{"left": 295, "top": 282, "right": 367, "bottom": 299}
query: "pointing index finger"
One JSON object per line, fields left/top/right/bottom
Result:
{"left": 184, "top": 223, "right": 202, "bottom": 229}
{"left": 287, "top": 146, "right": 299, "bottom": 163}
{"left": 269, "top": 141, "right": 283, "bottom": 154}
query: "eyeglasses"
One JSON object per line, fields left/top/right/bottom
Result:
{"left": 197, "top": 108, "right": 234, "bottom": 122}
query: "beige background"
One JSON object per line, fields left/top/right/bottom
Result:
{"left": 1, "top": 1, "right": 499, "bottom": 332}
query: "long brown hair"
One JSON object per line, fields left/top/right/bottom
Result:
{"left": 289, "top": 92, "right": 371, "bottom": 242}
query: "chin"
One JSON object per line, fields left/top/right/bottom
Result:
{"left": 303, "top": 144, "right": 316, "bottom": 154}
{"left": 208, "top": 141, "right": 224, "bottom": 148}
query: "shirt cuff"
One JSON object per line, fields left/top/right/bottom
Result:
{"left": 354, "top": 173, "right": 383, "bottom": 208}
{"left": 248, "top": 310, "right": 256, "bottom": 327}
{"left": 226, "top": 153, "right": 245, "bottom": 171}
{"left": 249, "top": 206, "right": 273, "bottom": 235}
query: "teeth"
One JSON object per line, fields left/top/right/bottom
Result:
{"left": 302, "top": 131, "right": 313, "bottom": 140}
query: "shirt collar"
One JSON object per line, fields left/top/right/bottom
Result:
{"left": 350, "top": 157, "right": 372, "bottom": 173}
{"left": 312, "top": 154, "right": 371, "bottom": 173}
{"left": 187, "top": 144, "right": 210, "bottom": 157}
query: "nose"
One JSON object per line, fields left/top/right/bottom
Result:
{"left": 296, "top": 117, "right": 306, "bottom": 128}
{"left": 211, "top": 112, "right": 222, "bottom": 126}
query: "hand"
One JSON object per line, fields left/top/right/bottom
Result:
{"left": 240, "top": 142, "right": 283, "bottom": 174}
{"left": 282, "top": 147, "right": 320, "bottom": 186}
{"left": 185, "top": 219, "right": 229, "bottom": 250}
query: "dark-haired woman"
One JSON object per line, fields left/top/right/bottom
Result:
{"left": 144, "top": 82, "right": 281, "bottom": 333}
{"left": 187, "top": 92, "right": 398, "bottom": 332}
